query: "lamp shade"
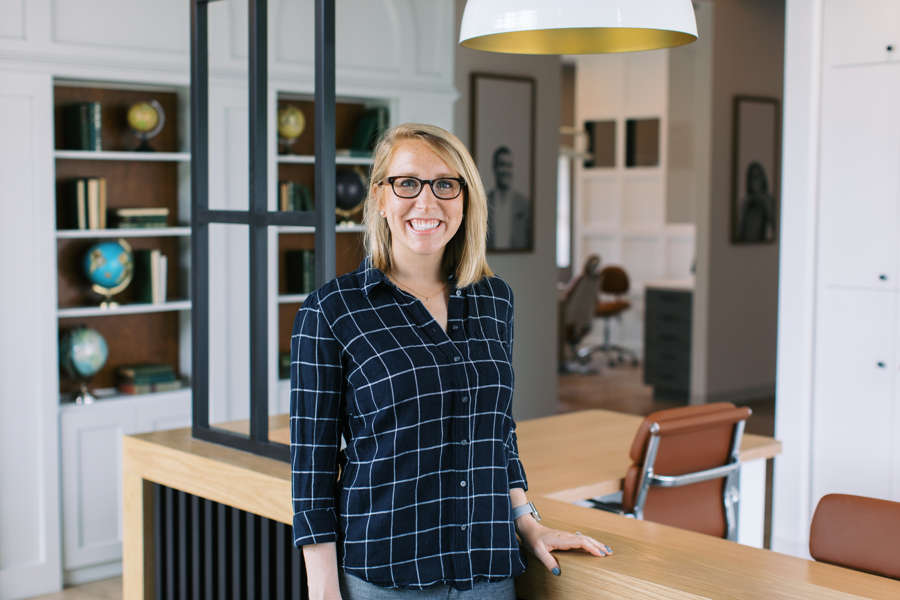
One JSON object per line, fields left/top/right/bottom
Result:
{"left": 459, "top": 0, "right": 698, "bottom": 54}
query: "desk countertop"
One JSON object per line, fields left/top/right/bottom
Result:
{"left": 124, "top": 410, "right": 900, "bottom": 599}
{"left": 644, "top": 278, "right": 695, "bottom": 292}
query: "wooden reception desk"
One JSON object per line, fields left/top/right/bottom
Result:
{"left": 123, "top": 409, "right": 900, "bottom": 598}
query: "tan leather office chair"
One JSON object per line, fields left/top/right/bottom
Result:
{"left": 594, "top": 265, "right": 639, "bottom": 367}
{"left": 810, "top": 494, "right": 900, "bottom": 579}
{"left": 590, "top": 403, "right": 752, "bottom": 540}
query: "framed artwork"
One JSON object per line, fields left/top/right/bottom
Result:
{"left": 470, "top": 73, "right": 535, "bottom": 252}
{"left": 731, "top": 96, "right": 781, "bottom": 244}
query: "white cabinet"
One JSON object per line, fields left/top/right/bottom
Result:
{"left": 818, "top": 62, "right": 900, "bottom": 289}
{"left": 0, "top": 69, "right": 62, "bottom": 600}
{"left": 824, "top": 0, "right": 900, "bottom": 67}
{"left": 59, "top": 392, "right": 190, "bottom": 576}
{"left": 812, "top": 289, "right": 897, "bottom": 504}
{"left": 812, "top": 0, "right": 900, "bottom": 519}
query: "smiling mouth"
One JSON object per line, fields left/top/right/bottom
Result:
{"left": 407, "top": 218, "right": 442, "bottom": 233}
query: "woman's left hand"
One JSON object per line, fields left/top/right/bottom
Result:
{"left": 516, "top": 519, "right": 612, "bottom": 576}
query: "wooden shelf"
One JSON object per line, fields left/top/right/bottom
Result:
{"left": 59, "top": 385, "right": 189, "bottom": 408}
{"left": 54, "top": 150, "right": 190, "bottom": 162}
{"left": 58, "top": 300, "right": 191, "bottom": 318}
{"left": 56, "top": 227, "right": 191, "bottom": 239}
{"left": 278, "top": 294, "right": 309, "bottom": 304}
{"left": 277, "top": 154, "right": 373, "bottom": 165}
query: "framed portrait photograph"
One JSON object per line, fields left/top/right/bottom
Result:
{"left": 470, "top": 73, "right": 535, "bottom": 253}
{"left": 731, "top": 95, "right": 781, "bottom": 244}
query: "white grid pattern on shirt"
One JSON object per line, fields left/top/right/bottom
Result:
{"left": 290, "top": 258, "right": 528, "bottom": 591}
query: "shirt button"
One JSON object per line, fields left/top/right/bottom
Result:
{"left": 461, "top": 396, "right": 468, "bottom": 404}
{"left": 456, "top": 290, "right": 462, "bottom": 296}
{"left": 459, "top": 480, "right": 467, "bottom": 487}
{"left": 451, "top": 324, "right": 459, "bottom": 331}
{"left": 460, "top": 524, "right": 467, "bottom": 531}
{"left": 453, "top": 355, "right": 461, "bottom": 362}
{"left": 461, "top": 439, "right": 468, "bottom": 445}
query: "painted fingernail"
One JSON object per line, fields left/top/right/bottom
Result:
{"left": 552, "top": 567, "right": 561, "bottom": 576}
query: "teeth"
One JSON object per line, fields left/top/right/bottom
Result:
{"left": 409, "top": 219, "right": 440, "bottom": 231}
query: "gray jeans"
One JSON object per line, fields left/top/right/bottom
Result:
{"left": 338, "top": 570, "right": 516, "bottom": 600}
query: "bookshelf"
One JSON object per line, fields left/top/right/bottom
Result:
{"left": 53, "top": 81, "right": 191, "bottom": 401}
{"left": 274, "top": 93, "right": 385, "bottom": 383}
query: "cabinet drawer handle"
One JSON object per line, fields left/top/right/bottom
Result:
{"left": 877, "top": 361, "right": 886, "bottom": 369}
{"left": 878, "top": 274, "right": 888, "bottom": 281}
{"left": 888, "top": 44, "right": 895, "bottom": 52}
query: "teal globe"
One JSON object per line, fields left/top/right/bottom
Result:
{"left": 84, "top": 240, "right": 133, "bottom": 291}
{"left": 59, "top": 326, "right": 108, "bottom": 380}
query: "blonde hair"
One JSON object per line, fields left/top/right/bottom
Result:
{"left": 362, "top": 123, "right": 493, "bottom": 288}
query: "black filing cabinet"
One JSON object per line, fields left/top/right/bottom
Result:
{"left": 643, "top": 288, "right": 692, "bottom": 402}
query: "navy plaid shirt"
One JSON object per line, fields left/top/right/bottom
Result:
{"left": 290, "top": 257, "right": 529, "bottom": 590}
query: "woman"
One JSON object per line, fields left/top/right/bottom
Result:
{"left": 291, "top": 123, "right": 612, "bottom": 600}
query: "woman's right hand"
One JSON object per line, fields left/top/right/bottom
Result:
{"left": 302, "top": 541, "right": 343, "bottom": 600}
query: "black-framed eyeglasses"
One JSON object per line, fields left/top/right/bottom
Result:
{"left": 379, "top": 176, "right": 466, "bottom": 200}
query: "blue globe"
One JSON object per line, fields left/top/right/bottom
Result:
{"left": 59, "top": 326, "right": 108, "bottom": 380}
{"left": 84, "top": 240, "right": 133, "bottom": 291}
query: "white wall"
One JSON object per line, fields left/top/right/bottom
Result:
{"left": 697, "top": 0, "right": 785, "bottom": 403}
{"left": 571, "top": 50, "right": 697, "bottom": 359}
{"left": 453, "top": 0, "right": 560, "bottom": 421}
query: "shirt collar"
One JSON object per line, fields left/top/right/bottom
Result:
{"left": 358, "top": 256, "right": 459, "bottom": 298}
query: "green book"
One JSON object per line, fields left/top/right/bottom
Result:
{"left": 132, "top": 249, "right": 158, "bottom": 303}
{"left": 59, "top": 179, "right": 88, "bottom": 229}
{"left": 62, "top": 102, "right": 102, "bottom": 151}
{"left": 301, "top": 250, "right": 315, "bottom": 294}
{"left": 350, "top": 106, "right": 389, "bottom": 153}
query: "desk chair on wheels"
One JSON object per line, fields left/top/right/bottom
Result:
{"left": 589, "top": 403, "right": 752, "bottom": 540}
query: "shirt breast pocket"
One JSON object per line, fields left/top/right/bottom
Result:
{"left": 347, "top": 355, "right": 393, "bottom": 417}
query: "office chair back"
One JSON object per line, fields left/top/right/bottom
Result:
{"left": 599, "top": 265, "right": 630, "bottom": 295}
{"left": 562, "top": 255, "right": 602, "bottom": 345}
{"left": 622, "top": 403, "right": 751, "bottom": 539}
{"left": 810, "top": 493, "right": 900, "bottom": 580}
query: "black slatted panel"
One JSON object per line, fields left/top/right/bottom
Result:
{"left": 151, "top": 483, "right": 306, "bottom": 599}
{"left": 165, "top": 487, "right": 176, "bottom": 600}
{"left": 178, "top": 490, "right": 189, "bottom": 600}
{"left": 191, "top": 496, "right": 201, "bottom": 600}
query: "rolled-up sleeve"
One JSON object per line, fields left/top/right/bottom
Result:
{"left": 290, "top": 291, "right": 343, "bottom": 546}
{"left": 502, "top": 289, "right": 529, "bottom": 491}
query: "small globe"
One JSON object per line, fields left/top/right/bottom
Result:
{"left": 59, "top": 326, "right": 108, "bottom": 380}
{"left": 278, "top": 105, "right": 306, "bottom": 141}
{"left": 336, "top": 168, "right": 366, "bottom": 211}
{"left": 127, "top": 101, "right": 161, "bottom": 133}
{"left": 84, "top": 240, "right": 133, "bottom": 291}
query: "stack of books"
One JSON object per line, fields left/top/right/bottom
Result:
{"left": 112, "top": 207, "right": 169, "bottom": 228}
{"left": 284, "top": 249, "right": 315, "bottom": 294}
{"left": 116, "top": 363, "right": 181, "bottom": 395}
{"left": 58, "top": 177, "right": 107, "bottom": 230}
{"left": 133, "top": 249, "right": 168, "bottom": 304}
{"left": 278, "top": 181, "right": 313, "bottom": 211}
{"left": 62, "top": 102, "right": 102, "bottom": 151}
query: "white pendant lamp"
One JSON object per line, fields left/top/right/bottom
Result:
{"left": 459, "top": 0, "right": 698, "bottom": 54}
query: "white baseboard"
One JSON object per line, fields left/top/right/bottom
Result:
{"left": 63, "top": 560, "right": 121, "bottom": 586}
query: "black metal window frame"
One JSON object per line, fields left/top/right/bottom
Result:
{"left": 190, "top": 0, "right": 336, "bottom": 461}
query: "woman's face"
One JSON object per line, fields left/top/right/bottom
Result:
{"left": 377, "top": 138, "right": 464, "bottom": 262}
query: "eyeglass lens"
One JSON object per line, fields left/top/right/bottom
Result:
{"left": 391, "top": 177, "right": 461, "bottom": 199}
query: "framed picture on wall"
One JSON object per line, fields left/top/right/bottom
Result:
{"left": 731, "top": 95, "right": 781, "bottom": 244}
{"left": 470, "top": 73, "right": 535, "bottom": 253}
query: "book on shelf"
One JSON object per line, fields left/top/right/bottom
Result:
{"left": 284, "top": 249, "right": 315, "bottom": 294}
{"left": 62, "top": 102, "right": 102, "bottom": 151}
{"left": 116, "top": 363, "right": 181, "bottom": 394}
{"left": 278, "top": 181, "right": 312, "bottom": 211}
{"left": 59, "top": 177, "right": 107, "bottom": 230}
{"left": 112, "top": 207, "right": 170, "bottom": 228}
{"left": 350, "top": 106, "right": 389, "bottom": 154}
{"left": 133, "top": 249, "right": 168, "bottom": 304}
